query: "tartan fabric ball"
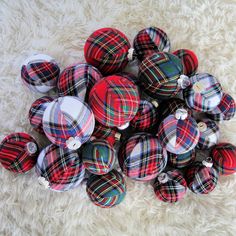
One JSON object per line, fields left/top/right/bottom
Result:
{"left": 206, "top": 93, "right": 236, "bottom": 121}
{"left": 197, "top": 119, "right": 219, "bottom": 149}
{"left": 168, "top": 149, "right": 196, "bottom": 168}
{"left": 185, "top": 159, "right": 219, "bottom": 194}
{"left": 28, "top": 96, "right": 54, "bottom": 134}
{"left": 0, "top": 132, "right": 39, "bottom": 173}
{"left": 89, "top": 75, "right": 140, "bottom": 128}
{"left": 130, "top": 100, "right": 159, "bottom": 131}
{"left": 81, "top": 139, "right": 116, "bottom": 175}
{"left": 153, "top": 170, "right": 187, "bottom": 203}
{"left": 84, "top": 28, "right": 130, "bottom": 75}
{"left": 211, "top": 143, "right": 236, "bottom": 175}
{"left": 35, "top": 144, "right": 85, "bottom": 192}
{"left": 21, "top": 54, "right": 60, "bottom": 93}
{"left": 57, "top": 63, "right": 102, "bottom": 102}
{"left": 86, "top": 169, "right": 126, "bottom": 208}
{"left": 43, "top": 96, "right": 95, "bottom": 150}
{"left": 173, "top": 49, "right": 198, "bottom": 77}
{"left": 184, "top": 73, "right": 223, "bottom": 112}
{"left": 133, "top": 27, "right": 171, "bottom": 61}
{"left": 118, "top": 133, "right": 167, "bottom": 181}
{"left": 139, "top": 52, "right": 183, "bottom": 99}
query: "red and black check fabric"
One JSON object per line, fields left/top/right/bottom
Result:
{"left": 86, "top": 169, "right": 126, "bottom": 208}
{"left": 84, "top": 28, "right": 130, "bottom": 75}
{"left": 133, "top": 27, "right": 171, "bottom": 61}
{"left": 173, "top": 49, "right": 198, "bottom": 77}
{"left": 153, "top": 170, "right": 187, "bottom": 203}
{"left": 89, "top": 75, "right": 140, "bottom": 128}
{"left": 211, "top": 143, "right": 236, "bottom": 175}
{"left": 118, "top": 133, "right": 167, "bottom": 181}
{"left": 0, "top": 133, "right": 39, "bottom": 173}
{"left": 28, "top": 96, "right": 54, "bottom": 134}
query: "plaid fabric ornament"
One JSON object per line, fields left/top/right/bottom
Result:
{"left": 89, "top": 75, "right": 140, "bottom": 129}
{"left": 184, "top": 73, "right": 223, "bottom": 112}
{"left": 173, "top": 49, "right": 198, "bottom": 77}
{"left": 86, "top": 169, "right": 126, "bottom": 208}
{"left": 153, "top": 170, "right": 187, "bottom": 203}
{"left": 36, "top": 144, "right": 85, "bottom": 192}
{"left": 211, "top": 143, "right": 236, "bottom": 175}
{"left": 168, "top": 149, "right": 196, "bottom": 168}
{"left": 21, "top": 54, "right": 60, "bottom": 93}
{"left": 0, "top": 133, "right": 39, "bottom": 173}
{"left": 139, "top": 52, "right": 184, "bottom": 99}
{"left": 197, "top": 119, "right": 219, "bottom": 149}
{"left": 158, "top": 109, "right": 200, "bottom": 154}
{"left": 28, "top": 96, "right": 54, "bottom": 134}
{"left": 118, "top": 133, "right": 167, "bottom": 181}
{"left": 43, "top": 96, "right": 95, "bottom": 150}
{"left": 82, "top": 139, "right": 116, "bottom": 175}
{"left": 206, "top": 93, "right": 236, "bottom": 121}
{"left": 133, "top": 27, "right": 171, "bottom": 61}
{"left": 57, "top": 63, "right": 102, "bottom": 102}
{"left": 185, "top": 158, "right": 219, "bottom": 194}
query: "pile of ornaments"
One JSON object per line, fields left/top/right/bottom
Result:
{"left": 0, "top": 27, "right": 236, "bottom": 208}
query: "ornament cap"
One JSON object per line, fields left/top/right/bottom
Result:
{"left": 158, "top": 173, "right": 169, "bottom": 183}
{"left": 66, "top": 137, "right": 81, "bottom": 150}
{"left": 175, "top": 108, "right": 188, "bottom": 120}
{"left": 127, "top": 48, "right": 135, "bottom": 61}
{"left": 26, "top": 142, "right": 38, "bottom": 155}
{"left": 118, "top": 122, "right": 130, "bottom": 130}
{"left": 202, "top": 157, "right": 213, "bottom": 168}
{"left": 177, "top": 74, "right": 190, "bottom": 89}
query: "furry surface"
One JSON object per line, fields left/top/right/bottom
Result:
{"left": 0, "top": 0, "right": 236, "bottom": 235}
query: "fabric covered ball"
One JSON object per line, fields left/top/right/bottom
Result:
{"left": 43, "top": 96, "right": 95, "bottom": 150}
{"left": 36, "top": 144, "right": 85, "bottom": 192}
{"left": 168, "top": 149, "right": 196, "bottom": 168}
{"left": 89, "top": 75, "right": 140, "bottom": 129}
{"left": 184, "top": 73, "right": 223, "bottom": 112}
{"left": 84, "top": 28, "right": 130, "bottom": 75}
{"left": 57, "top": 63, "right": 102, "bottom": 101}
{"left": 185, "top": 158, "right": 219, "bottom": 194}
{"left": 86, "top": 169, "right": 126, "bottom": 208}
{"left": 153, "top": 170, "right": 187, "bottom": 203}
{"left": 133, "top": 27, "right": 171, "bottom": 61}
{"left": 211, "top": 143, "right": 236, "bottom": 175}
{"left": 197, "top": 119, "right": 219, "bottom": 149}
{"left": 139, "top": 52, "right": 184, "bottom": 99}
{"left": 28, "top": 96, "right": 54, "bottom": 134}
{"left": 0, "top": 132, "right": 39, "bottom": 173}
{"left": 158, "top": 109, "right": 200, "bottom": 154}
{"left": 21, "top": 54, "right": 60, "bottom": 93}
{"left": 206, "top": 93, "right": 236, "bottom": 121}
{"left": 81, "top": 139, "right": 116, "bottom": 175}
{"left": 173, "top": 49, "right": 198, "bottom": 77}
{"left": 118, "top": 133, "right": 167, "bottom": 181}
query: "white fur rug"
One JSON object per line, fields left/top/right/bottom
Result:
{"left": 1, "top": 0, "right": 236, "bottom": 235}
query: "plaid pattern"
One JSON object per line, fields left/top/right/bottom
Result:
{"left": 0, "top": 132, "right": 39, "bottom": 173}
{"left": 153, "top": 170, "right": 187, "bottom": 203}
{"left": 36, "top": 144, "right": 85, "bottom": 192}
{"left": 86, "top": 169, "right": 126, "bottom": 208}
{"left": 57, "top": 63, "right": 102, "bottom": 102}
{"left": 133, "top": 27, "right": 171, "bottom": 61}
{"left": 173, "top": 49, "right": 198, "bottom": 76}
{"left": 89, "top": 75, "right": 140, "bottom": 127}
{"left": 197, "top": 119, "right": 219, "bottom": 149}
{"left": 43, "top": 96, "right": 95, "bottom": 148}
{"left": 82, "top": 139, "right": 115, "bottom": 175}
{"left": 185, "top": 161, "right": 219, "bottom": 194}
{"left": 115, "top": 72, "right": 139, "bottom": 85}
{"left": 206, "top": 93, "right": 236, "bottom": 121}
{"left": 28, "top": 96, "right": 54, "bottom": 134}
{"left": 118, "top": 133, "right": 167, "bottom": 181}
{"left": 184, "top": 73, "right": 223, "bottom": 112}
{"left": 84, "top": 28, "right": 130, "bottom": 75}
{"left": 168, "top": 149, "right": 196, "bottom": 168}
{"left": 158, "top": 115, "right": 200, "bottom": 154}
{"left": 211, "top": 143, "right": 236, "bottom": 175}
{"left": 139, "top": 52, "right": 183, "bottom": 98}
{"left": 130, "top": 100, "right": 159, "bottom": 131}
